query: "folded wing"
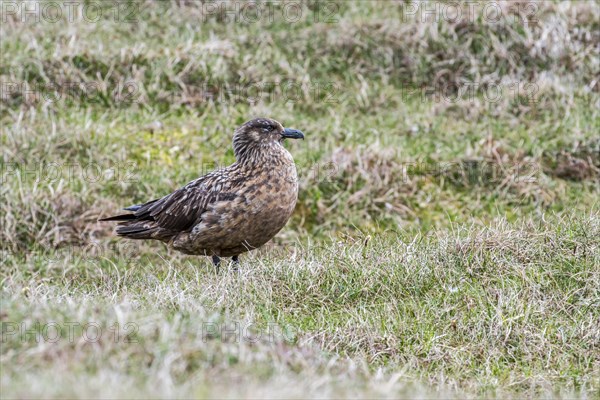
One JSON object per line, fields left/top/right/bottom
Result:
{"left": 100, "top": 170, "right": 239, "bottom": 241}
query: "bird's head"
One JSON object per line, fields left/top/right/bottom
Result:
{"left": 233, "top": 118, "right": 304, "bottom": 161}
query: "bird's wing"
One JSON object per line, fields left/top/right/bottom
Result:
{"left": 132, "top": 169, "right": 238, "bottom": 232}
{"left": 102, "top": 166, "right": 247, "bottom": 240}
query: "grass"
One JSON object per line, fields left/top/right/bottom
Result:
{"left": 1, "top": 0, "right": 599, "bottom": 398}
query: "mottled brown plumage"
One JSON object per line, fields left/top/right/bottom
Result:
{"left": 100, "top": 118, "right": 304, "bottom": 268}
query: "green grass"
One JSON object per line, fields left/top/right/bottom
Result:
{"left": 1, "top": 1, "right": 599, "bottom": 398}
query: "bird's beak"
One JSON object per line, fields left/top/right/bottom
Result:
{"left": 282, "top": 128, "right": 304, "bottom": 140}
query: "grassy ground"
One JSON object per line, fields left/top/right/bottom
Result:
{"left": 1, "top": 1, "right": 599, "bottom": 398}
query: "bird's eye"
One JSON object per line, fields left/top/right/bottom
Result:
{"left": 265, "top": 125, "right": 274, "bottom": 132}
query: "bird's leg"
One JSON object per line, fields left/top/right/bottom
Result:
{"left": 231, "top": 255, "right": 239, "bottom": 271}
{"left": 212, "top": 255, "right": 221, "bottom": 273}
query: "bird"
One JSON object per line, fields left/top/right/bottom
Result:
{"left": 99, "top": 117, "right": 305, "bottom": 271}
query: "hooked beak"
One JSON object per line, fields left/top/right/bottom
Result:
{"left": 282, "top": 128, "right": 304, "bottom": 140}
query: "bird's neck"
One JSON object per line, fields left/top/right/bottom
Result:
{"left": 235, "top": 141, "right": 294, "bottom": 169}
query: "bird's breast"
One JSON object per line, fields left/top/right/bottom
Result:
{"left": 231, "top": 156, "right": 298, "bottom": 241}
{"left": 246, "top": 161, "right": 298, "bottom": 214}
{"left": 175, "top": 146, "right": 300, "bottom": 256}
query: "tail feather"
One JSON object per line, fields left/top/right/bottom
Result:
{"left": 99, "top": 199, "right": 169, "bottom": 241}
{"left": 98, "top": 203, "right": 145, "bottom": 221}
{"left": 116, "top": 224, "right": 171, "bottom": 241}
{"left": 116, "top": 225, "right": 152, "bottom": 236}
{"left": 98, "top": 214, "right": 137, "bottom": 222}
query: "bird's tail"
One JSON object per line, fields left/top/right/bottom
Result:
{"left": 98, "top": 214, "right": 137, "bottom": 222}
{"left": 98, "top": 204, "right": 142, "bottom": 222}
{"left": 98, "top": 201, "right": 168, "bottom": 240}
